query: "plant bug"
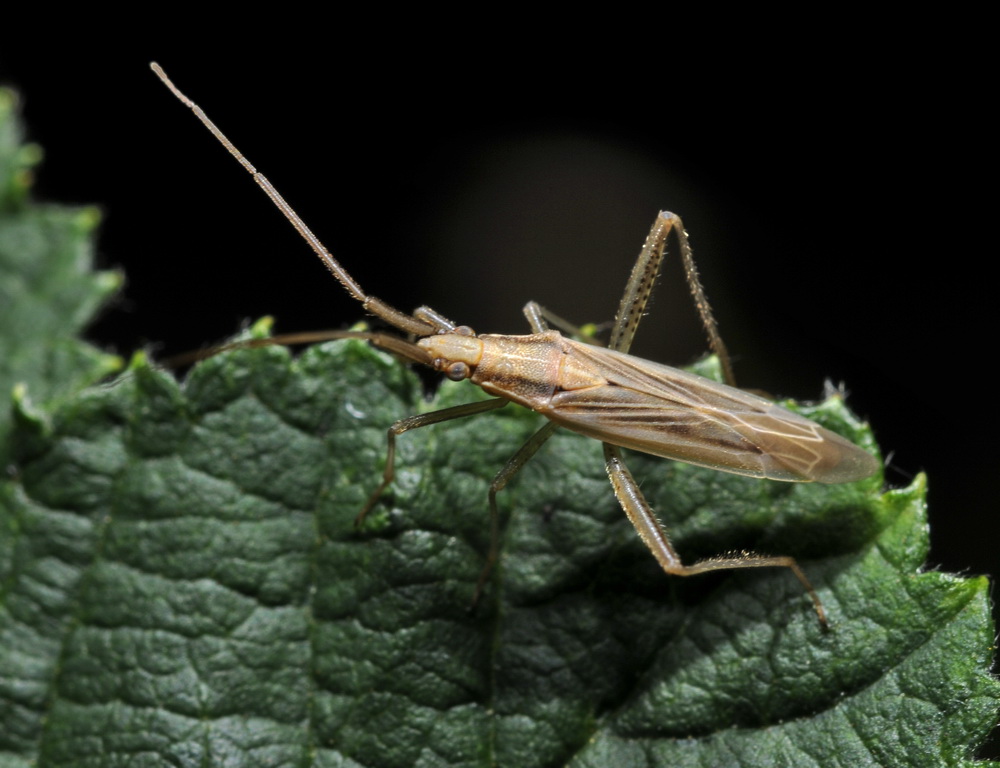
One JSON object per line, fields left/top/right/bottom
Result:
{"left": 151, "top": 63, "right": 879, "bottom": 627}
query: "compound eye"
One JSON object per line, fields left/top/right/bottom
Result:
{"left": 453, "top": 325, "right": 476, "bottom": 337}
{"left": 445, "top": 362, "right": 470, "bottom": 381}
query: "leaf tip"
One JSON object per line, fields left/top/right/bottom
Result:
{"left": 249, "top": 316, "right": 275, "bottom": 338}
{"left": 127, "top": 350, "right": 151, "bottom": 371}
{"left": 0, "top": 86, "right": 17, "bottom": 115}
{"left": 10, "top": 381, "right": 51, "bottom": 439}
{"left": 95, "top": 268, "right": 125, "bottom": 296}
{"left": 73, "top": 205, "right": 103, "bottom": 232}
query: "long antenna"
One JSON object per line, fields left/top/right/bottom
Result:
{"left": 150, "top": 63, "right": 436, "bottom": 337}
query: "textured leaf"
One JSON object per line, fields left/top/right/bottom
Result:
{"left": 1, "top": 81, "right": 997, "bottom": 768}
{"left": 0, "top": 88, "right": 122, "bottom": 466}
{"left": 2, "top": 335, "right": 997, "bottom": 768}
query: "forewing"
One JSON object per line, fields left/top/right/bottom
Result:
{"left": 545, "top": 341, "right": 877, "bottom": 483}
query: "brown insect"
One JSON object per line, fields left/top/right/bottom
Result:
{"left": 152, "top": 63, "right": 878, "bottom": 627}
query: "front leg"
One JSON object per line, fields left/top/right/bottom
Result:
{"left": 356, "top": 398, "right": 508, "bottom": 526}
{"left": 472, "top": 421, "right": 560, "bottom": 606}
{"left": 522, "top": 301, "right": 604, "bottom": 344}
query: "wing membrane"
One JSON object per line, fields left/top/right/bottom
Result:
{"left": 544, "top": 339, "right": 876, "bottom": 483}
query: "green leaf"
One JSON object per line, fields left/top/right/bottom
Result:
{"left": 2, "top": 337, "right": 998, "bottom": 768}
{"left": 0, "top": 88, "right": 122, "bottom": 467}
{"left": 1, "top": 81, "right": 997, "bottom": 768}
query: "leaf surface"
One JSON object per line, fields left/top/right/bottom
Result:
{"left": 0, "top": 89, "right": 121, "bottom": 468}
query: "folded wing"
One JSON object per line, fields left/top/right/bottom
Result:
{"left": 544, "top": 340, "right": 878, "bottom": 483}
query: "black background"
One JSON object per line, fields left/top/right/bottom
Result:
{"left": 2, "top": 32, "right": 995, "bottom": 756}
